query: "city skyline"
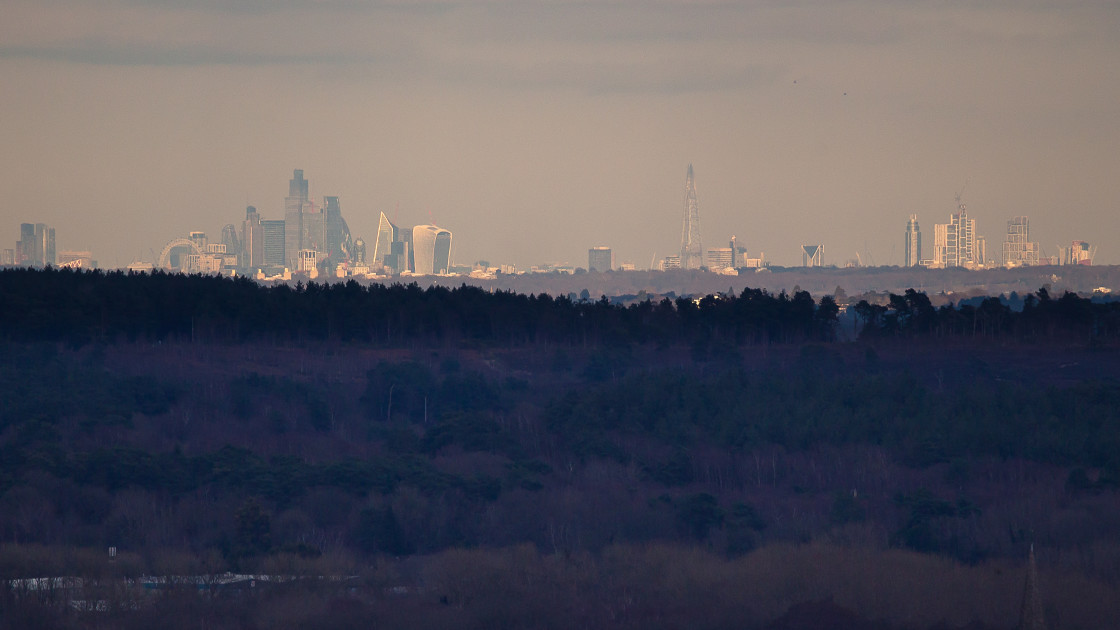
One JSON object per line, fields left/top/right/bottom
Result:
{"left": 4, "top": 164, "right": 1105, "bottom": 274}
{"left": 2, "top": 2, "right": 1118, "bottom": 267}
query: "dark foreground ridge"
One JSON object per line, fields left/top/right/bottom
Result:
{"left": 1, "top": 268, "right": 1118, "bottom": 628}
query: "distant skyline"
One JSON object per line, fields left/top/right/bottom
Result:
{"left": 2, "top": 1, "right": 1119, "bottom": 267}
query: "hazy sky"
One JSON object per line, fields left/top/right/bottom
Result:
{"left": 2, "top": 0, "right": 1118, "bottom": 268}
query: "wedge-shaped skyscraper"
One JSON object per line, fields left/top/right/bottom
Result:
{"left": 372, "top": 212, "right": 397, "bottom": 267}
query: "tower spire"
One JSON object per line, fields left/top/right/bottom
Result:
{"left": 680, "top": 164, "right": 703, "bottom": 269}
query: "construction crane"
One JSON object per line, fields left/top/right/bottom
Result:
{"left": 955, "top": 179, "right": 970, "bottom": 212}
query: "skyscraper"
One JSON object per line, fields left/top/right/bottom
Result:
{"left": 588, "top": 247, "right": 612, "bottom": 272}
{"left": 679, "top": 164, "right": 703, "bottom": 269}
{"left": 905, "top": 214, "right": 921, "bottom": 267}
{"left": 220, "top": 224, "right": 240, "bottom": 260}
{"left": 372, "top": 211, "right": 397, "bottom": 267}
{"left": 801, "top": 244, "right": 823, "bottom": 267}
{"left": 17, "top": 223, "right": 34, "bottom": 264}
{"left": 324, "top": 196, "right": 352, "bottom": 264}
{"left": 1003, "top": 216, "right": 1039, "bottom": 267}
{"left": 262, "top": 220, "right": 286, "bottom": 269}
{"left": 36, "top": 224, "right": 55, "bottom": 266}
{"left": 933, "top": 198, "right": 978, "bottom": 268}
{"left": 411, "top": 225, "right": 452, "bottom": 275}
{"left": 241, "top": 206, "right": 263, "bottom": 270}
{"left": 284, "top": 169, "right": 310, "bottom": 270}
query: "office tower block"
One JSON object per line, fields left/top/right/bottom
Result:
{"left": 1003, "top": 216, "right": 1039, "bottom": 267}
{"left": 905, "top": 214, "right": 921, "bottom": 267}
{"left": 802, "top": 244, "right": 823, "bottom": 267}
{"left": 37, "top": 224, "right": 55, "bottom": 266}
{"left": 588, "top": 246, "right": 612, "bottom": 272}
{"left": 241, "top": 206, "right": 263, "bottom": 269}
{"left": 324, "top": 196, "right": 352, "bottom": 264}
{"left": 284, "top": 169, "right": 310, "bottom": 270}
{"left": 1065, "top": 241, "right": 1094, "bottom": 265}
{"left": 372, "top": 212, "right": 397, "bottom": 267}
{"left": 386, "top": 240, "right": 409, "bottom": 274}
{"left": 706, "top": 248, "right": 733, "bottom": 269}
{"left": 679, "top": 164, "right": 703, "bottom": 269}
{"left": 412, "top": 225, "right": 453, "bottom": 275}
{"left": 262, "top": 220, "right": 286, "bottom": 268}
{"left": 933, "top": 200, "right": 978, "bottom": 268}
{"left": 402, "top": 227, "right": 415, "bottom": 272}
{"left": 18, "top": 223, "right": 35, "bottom": 264}
{"left": 220, "top": 224, "right": 240, "bottom": 260}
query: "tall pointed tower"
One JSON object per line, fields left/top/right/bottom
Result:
{"left": 680, "top": 164, "right": 704, "bottom": 269}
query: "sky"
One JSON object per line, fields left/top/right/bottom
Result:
{"left": 1, "top": 0, "right": 1118, "bottom": 269}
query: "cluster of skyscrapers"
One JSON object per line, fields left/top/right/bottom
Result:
{"left": 3, "top": 223, "right": 54, "bottom": 268}
{"left": 4, "top": 165, "right": 1099, "bottom": 276}
{"left": 2, "top": 223, "right": 97, "bottom": 269}
{"left": 902, "top": 201, "right": 1093, "bottom": 269}
{"left": 152, "top": 170, "right": 453, "bottom": 279}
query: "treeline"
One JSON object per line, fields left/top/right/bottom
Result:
{"left": 3, "top": 268, "right": 1118, "bottom": 348}
{"left": 856, "top": 287, "right": 1120, "bottom": 342}
{"left": 0, "top": 267, "right": 837, "bottom": 345}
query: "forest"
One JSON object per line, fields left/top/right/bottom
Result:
{"left": 1, "top": 268, "right": 1119, "bottom": 629}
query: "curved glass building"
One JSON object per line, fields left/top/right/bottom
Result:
{"left": 411, "top": 225, "right": 452, "bottom": 275}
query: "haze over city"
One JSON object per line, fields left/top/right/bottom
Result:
{"left": 2, "top": 1, "right": 1119, "bottom": 268}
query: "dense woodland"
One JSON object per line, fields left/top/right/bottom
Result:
{"left": 1, "top": 268, "right": 1120, "bottom": 629}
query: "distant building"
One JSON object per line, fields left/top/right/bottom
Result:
{"left": 15, "top": 222, "right": 54, "bottom": 266}
{"left": 241, "top": 206, "right": 263, "bottom": 270}
{"left": 1063, "top": 241, "right": 1094, "bottom": 265}
{"left": 411, "top": 225, "right": 452, "bottom": 275}
{"left": 1, "top": 249, "right": 13, "bottom": 266}
{"left": 933, "top": 199, "right": 978, "bottom": 268}
{"left": 17, "top": 223, "right": 34, "bottom": 264}
{"left": 261, "top": 220, "right": 286, "bottom": 269}
{"left": 323, "top": 196, "right": 352, "bottom": 266}
{"left": 801, "top": 244, "right": 823, "bottom": 267}
{"left": 1003, "top": 216, "right": 1039, "bottom": 267}
{"left": 660, "top": 255, "right": 681, "bottom": 271}
{"left": 679, "top": 164, "right": 704, "bottom": 269}
{"left": 372, "top": 212, "right": 398, "bottom": 269}
{"left": 905, "top": 215, "right": 921, "bottom": 267}
{"left": 706, "top": 247, "right": 733, "bottom": 270}
{"left": 56, "top": 251, "right": 95, "bottom": 269}
{"left": 297, "top": 248, "right": 321, "bottom": 276}
{"left": 284, "top": 169, "right": 325, "bottom": 270}
{"left": 385, "top": 240, "right": 409, "bottom": 275}
{"left": 588, "top": 247, "right": 612, "bottom": 272}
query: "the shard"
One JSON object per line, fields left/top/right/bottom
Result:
{"left": 679, "top": 164, "right": 704, "bottom": 269}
